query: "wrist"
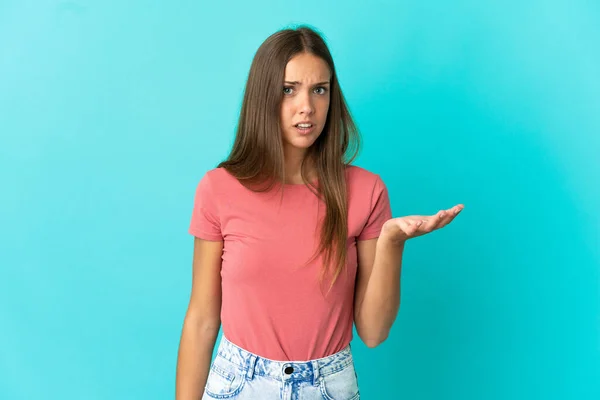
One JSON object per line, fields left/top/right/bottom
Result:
{"left": 381, "top": 221, "right": 407, "bottom": 245}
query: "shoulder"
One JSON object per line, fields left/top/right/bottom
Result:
{"left": 345, "top": 164, "right": 386, "bottom": 189}
{"left": 198, "top": 167, "right": 238, "bottom": 190}
{"left": 203, "top": 166, "right": 232, "bottom": 181}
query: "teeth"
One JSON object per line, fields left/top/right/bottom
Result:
{"left": 297, "top": 124, "right": 312, "bottom": 128}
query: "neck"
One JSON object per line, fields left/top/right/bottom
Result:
{"left": 283, "top": 149, "right": 315, "bottom": 185}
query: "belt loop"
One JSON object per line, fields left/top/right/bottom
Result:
{"left": 311, "top": 360, "right": 320, "bottom": 386}
{"left": 245, "top": 354, "right": 257, "bottom": 380}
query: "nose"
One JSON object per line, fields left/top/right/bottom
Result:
{"left": 298, "top": 91, "right": 314, "bottom": 115}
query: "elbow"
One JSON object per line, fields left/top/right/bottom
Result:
{"left": 355, "top": 311, "right": 396, "bottom": 348}
{"left": 363, "top": 339, "right": 381, "bottom": 348}
{"left": 361, "top": 332, "right": 389, "bottom": 348}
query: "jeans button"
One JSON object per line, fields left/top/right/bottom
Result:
{"left": 284, "top": 366, "right": 294, "bottom": 374}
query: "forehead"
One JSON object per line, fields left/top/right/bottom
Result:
{"left": 284, "top": 53, "right": 330, "bottom": 82}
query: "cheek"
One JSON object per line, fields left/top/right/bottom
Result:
{"left": 320, "top": 97, "right": 330, "bottom": 112}
{"left": 279, "top": 102, "right": 289, "bottom": 116}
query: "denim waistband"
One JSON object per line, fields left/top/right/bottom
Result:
{"left": 216, "top": 335, "right": 354, "bottom": 384}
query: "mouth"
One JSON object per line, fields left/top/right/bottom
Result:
{"left": 294, "top": 123, "right": 315, "bottom": 134}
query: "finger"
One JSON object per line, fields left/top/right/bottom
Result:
{"left": 450, "top": 204, "right": 465, "bottom": 215}
{"left": 400, "top": 218, "right": 421, "bottom": 236}
{"left": 437, "top": 212, "right": 453, "bottom": 229}
{"left": 446, "top": 205, "right": 464, "bottom": 220}
{"left": 421, "top": 211, "right": 443, "bottom": 232}
{"left": 439, "top": 205, "right": 463, "bottom": 228}
{"left": 406, "top": 217, "right": 423, "bottom": 227}
{"left": 435, "top": 208, "right": 456, "bottom": 228}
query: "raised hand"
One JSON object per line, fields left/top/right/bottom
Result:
{"left": 381, "top": 204, "right": 464, "bottom": 243}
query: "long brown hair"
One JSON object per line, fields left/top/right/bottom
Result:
{"left": 218, "top": 25, "right": 361, "bottom": 294}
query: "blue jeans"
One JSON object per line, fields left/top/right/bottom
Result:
{"left": 202, "top": 335, "right": 361, "bottom": 400}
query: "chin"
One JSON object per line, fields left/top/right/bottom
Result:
{"left": 288, "top": 137, "right": 318, "bottom": 150}
{"left": 285, "top": 130, "right": 321, "bottom": 146}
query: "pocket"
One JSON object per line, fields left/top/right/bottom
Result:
{"left": 319, "top": 362, "right": 360, "bottom": 400}
{"left": 204, "top": 356, "right": 246, "bottom": 399}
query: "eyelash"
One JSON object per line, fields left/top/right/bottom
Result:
{"left": 283, "top": 86, "right": 328, "bottom": 95}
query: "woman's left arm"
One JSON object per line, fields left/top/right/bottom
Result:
{"left": 354, "top": 204, "right": 464, "bottom": 348}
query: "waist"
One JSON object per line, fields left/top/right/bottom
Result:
{"left": 216, "top": 334, "right": 355, "bottom": 383}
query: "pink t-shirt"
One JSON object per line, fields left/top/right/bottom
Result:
{"left": 188, "top": 165, "right": 392, "bottom": 361}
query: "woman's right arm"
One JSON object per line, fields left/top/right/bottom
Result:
{"left": 175, "top": 237, "right": 224, "bottom": 400}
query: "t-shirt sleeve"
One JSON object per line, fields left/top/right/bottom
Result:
{"left": 357, "top": 175, "right": 392, "bottom": 241}
{"left": 188, "top": 172, "right": 223, "bottom": 241}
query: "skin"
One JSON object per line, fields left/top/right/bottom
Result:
{"left": 383, "top": 205, "right": 465, "bottom": 242}
{"left": 279, "top": 52, "right": 331, "bottom": 184}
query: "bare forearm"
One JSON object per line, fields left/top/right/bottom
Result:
{"left": 175, "top": 318, "right": 220, "bottom": 400}
{"left": 356, "top": 236, "right": 404, "bottom": 346}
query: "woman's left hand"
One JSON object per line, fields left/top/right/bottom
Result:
{"left": 381, "top": 204, "right": 465, "bottom": 243}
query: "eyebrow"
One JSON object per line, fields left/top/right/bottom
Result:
{"left": 284, "top": 81, "right": 330, "bottom": 86}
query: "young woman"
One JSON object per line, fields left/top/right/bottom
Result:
{"left": 176, "top": 26, "right": 463, "bottom": 400}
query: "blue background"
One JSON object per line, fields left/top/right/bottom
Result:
{"left": 1, "top": 1, "right": 598, "bottom": 399}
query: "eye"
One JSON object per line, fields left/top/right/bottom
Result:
{"left": 283, "top": 86, "right": 293, "bottom": 95}
{"left": 314, "top": 87, "right": 327, "bottom": 95}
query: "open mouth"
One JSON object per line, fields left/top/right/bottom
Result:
{"left": 295, "top": 123, "right": 315, "bottom": 133}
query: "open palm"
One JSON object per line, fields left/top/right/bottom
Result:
{"left": 382, "top": 204, "right": 465, "bottom": 242}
